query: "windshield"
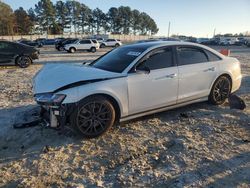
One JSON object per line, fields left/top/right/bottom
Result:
{"left": 91, "top": 46, "right": 146, "bottom": 73}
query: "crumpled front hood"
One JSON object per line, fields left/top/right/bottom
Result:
{"left": 33, "top": 63, "right": 122, "bottom": 94}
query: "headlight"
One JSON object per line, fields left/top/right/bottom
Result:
{"left": 35, "top": 93, "right": 66, "bottom": 106}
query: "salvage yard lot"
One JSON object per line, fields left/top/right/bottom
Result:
{"left": 0, "top": 45, "right": 250, "bottom": 187}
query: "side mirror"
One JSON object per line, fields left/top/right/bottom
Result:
{"left": 135, "top": 65, "right": 150, "bottom": 74}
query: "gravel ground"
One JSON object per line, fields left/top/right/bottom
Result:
{"left": 0, "top": 46, "right": 249, "bottom": 188}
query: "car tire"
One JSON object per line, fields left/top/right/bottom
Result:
{"left": 209, "top": 76, "right": 231, "bottom": 105}
{"left": 70, "top": 96, "right": 116, "bottom": 138}
{"left": 115, "top": 43, "right": 120, "bottom": 48}
{"left": 69, "top": 47, "right": 76, "bottom": 53}
{"left": 100, "top": 44, "right": 105, "bottom": 48}
{"left": 16, "top": 55, "right": 31, "bottom": 68}
{"left": 90, "top": 47, "right": 96, "bottom": 53}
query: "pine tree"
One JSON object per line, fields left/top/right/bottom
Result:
{"left": 34, "top": 0, "right": 56, "bottom": 34}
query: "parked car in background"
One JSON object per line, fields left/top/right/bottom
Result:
{"left": 234, "top": 38, "right": 247, "bottom": 46}
{"left": 96, "top": 38, "right": 105, "bottom": 43}
{"left": 64, "top": 39, "right": 99, "bottom": 53}
{"left": 246, "top": 40, "right": 250, "bottom": 47}
{"left": 55, "top": 37, "right": 65, "bottom": 42}
{"left": 100, "top": 39, "right": 122, "bottom": 48}
{"left": 0, "top": 40, "right": 39, "bottom": 68}
{"left": 18, "top": 39, "right": 43, "bottom": 48}
{"left": 200, "top": 38, "right": 220, "bottom": 45}
{"left": 43, "top": 39, "right": 57, "bottom": 45}
{"left": 33, "top": 41, "right": 242, "bottom": 138}
{"left": 35, "top": 38, "right": 46, "bottom": 45}
{"left": 197, "top": 38, "right": 210, "bottom": 44}
{"left": 55, "top": 38, "right": 78, "bottom": 51}
{"left": 219, "top": 38, "right": 234, "bottom": 45}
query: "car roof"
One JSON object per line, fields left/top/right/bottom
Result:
{"left": 126, "top": 41, "right": 207, "bottom": 49}
{"left": 123, "top": 41, "right": 224, "bottom": 58}
{"left": 124, "top": 41, "right": 186, "bottom": 49}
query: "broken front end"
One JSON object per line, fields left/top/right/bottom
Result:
{"left": 34, "top": 93, "right": 72, "bottom": 128}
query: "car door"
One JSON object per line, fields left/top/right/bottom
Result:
{"left": 127, "top": 47, "right": 178, "bottom": 114}
{"left": 0, "top": 41, "right": 16, "bottom": 64}
{"left": 106, "top": 39, "right": 115, "bottom": 47}
{"left": 176, "top": 46, "right": 219, "bottom": 103}
{"left": 79, "top": 40, "right": 92, "bottom": 50}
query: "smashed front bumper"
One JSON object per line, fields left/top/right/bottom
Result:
{"left": 40, "top": 105, "right": 67, "bottom": 128}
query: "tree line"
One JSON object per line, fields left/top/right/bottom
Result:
{"left": 0, "top": 0, "right": 159, "bottom": 36}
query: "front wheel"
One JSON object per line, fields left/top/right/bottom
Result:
{"left": 71, "top": 96, "right": 116, "bottom": 138}
{"left": 16, "top": 56, "right": 31, "bottom": 68}
{"left": 209, "top": 76, "right": 231, "bottom": 105}
{"left": 115, "top": 43, "right": 120, "bottom": 48}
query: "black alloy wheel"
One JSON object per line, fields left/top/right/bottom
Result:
{"left": 16, "top": 56, "right": 31, "bottom": 68}
{"left": 209, "top": 76, "right": 231, "bottom": 105}
{"left": 74, "top": 96, "right": 116, "bottom": 138}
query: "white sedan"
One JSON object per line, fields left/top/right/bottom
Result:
{"left": 33, "top": 41, "right": 242, "bottom": 138}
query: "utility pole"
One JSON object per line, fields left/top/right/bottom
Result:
{"left": 213, "top": 28, "right": 216, "bottom": 37}
{"left": 167, "top": 22, "right": 171, "bottom": 39}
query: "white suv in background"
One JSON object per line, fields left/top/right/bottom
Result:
{"left": 100, "top": 39, "right": 122, "bottom": 48}
{"left": 64, "top": 39, "right": 99, "bottom": 53}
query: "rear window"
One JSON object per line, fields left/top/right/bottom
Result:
{"left": 80, "top": 40, "right": 91, "bottom": 44}
{"left": 204, "top": 50, "right": 222, "bottom": 61}
{"left": 92, "top": 47, "right": 146, "bottom": 73}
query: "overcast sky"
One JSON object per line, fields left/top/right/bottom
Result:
{"left": 3, "top": 0, "right": 250, "bottom": 37}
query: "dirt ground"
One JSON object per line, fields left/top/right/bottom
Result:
{"left": 0, "top": 45, "right": 249, "bottom": 188}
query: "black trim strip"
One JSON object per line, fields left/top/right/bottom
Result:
{"left": 54, "top": 76, "right": 126, "bottom": 93}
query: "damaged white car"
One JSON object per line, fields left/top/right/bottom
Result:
{"left": 33, "top": 41, "right": 242, "bottom": 138}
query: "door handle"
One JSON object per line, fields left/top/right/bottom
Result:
{"left": 154, "top": 73, "right": 177, "bottom": 80}
{"left": 203, "top": 67, "right": 215, "bottom": 72}
{"left": 165, "top": 73, "right": 177, "bottom": 78}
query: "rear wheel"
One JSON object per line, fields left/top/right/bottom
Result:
{"left": 16, "top": 56, "right": 31, "bottom": 68}
{"left": 71, "top": 96, "right": 116, "bottom": 138}
{"left": 100, "top": 44, "right": 106, "bottom": 48}
{"left": 115, "top": 43, "right": 120, "bottom": 48}
{"left": 90, "top": 47, "right": 96, "bottom": 53}
{"left": 209, "top": 76, "right": 231, "bottom": 105}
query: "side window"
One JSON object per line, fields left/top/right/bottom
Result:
{"left": 177, "top": 47, "right": 208, "bottom": 66}
{"left": 80, "top": 40, "right": 91, "bottom": 44}
{"left": 204, "top": 50, "right": 222, "bottom": 61}
{"left": 138, "top": 47, "right": 173, "bottom": 70}
{"left": 0, "top": 42, "right": 13, "bottom": 50}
